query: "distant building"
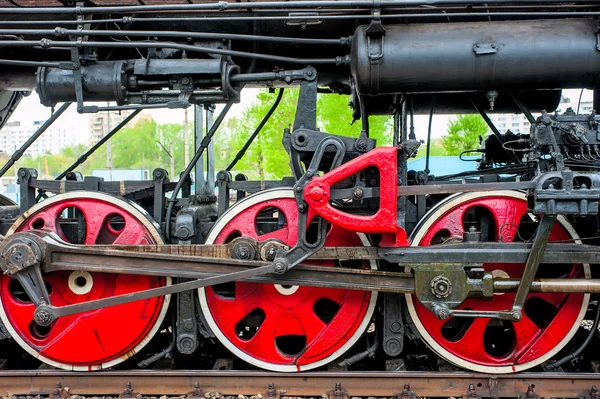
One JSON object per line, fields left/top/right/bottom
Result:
{"left": 88, "top": 110, "right": 152, "bottom": 144}
{"left": 488, "top": 96, "right": 594, "bottom": 136}
{"left": 0, "top": 120, "right": 69, "bottom": 157}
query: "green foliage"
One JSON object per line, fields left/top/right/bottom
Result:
{"left": 441, "top": 114, "right": 489, "bottom": 155}
{"left": 221, "top": 89, "right": 393, "bottom": 180}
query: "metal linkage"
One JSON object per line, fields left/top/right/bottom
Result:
{"left": 2, "top": 230, "right": 600, "bottom": 324}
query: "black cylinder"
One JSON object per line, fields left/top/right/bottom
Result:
{"left": 364, "top": 90, "right": 562, "bottom": 115}
{"left": 352, "top": 19, "right": 600, "bottom": 95}
{"left": 36, "top": 61, "right": 126, "bottom": 106}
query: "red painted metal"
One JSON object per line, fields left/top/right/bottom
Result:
{"left": 203, "top": 196, "right": 374, "bottom": 370}
{"left": 412, "top": 195, "right": 586, "bottom": 368}
{"left": 0, "top": 197, "right": 166, "bottom": 368}
{"left": 303, "top": 147, "right": 408, "bottom": 247}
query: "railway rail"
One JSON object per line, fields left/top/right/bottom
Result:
{"left": 1, "top": 370, "right": 600, "bottom": 398}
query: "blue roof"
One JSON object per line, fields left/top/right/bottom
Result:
{"left": 407, "top": 156, "right": 477, "bottom": 176}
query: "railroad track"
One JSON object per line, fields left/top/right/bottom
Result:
{"left": 1, "top": 371, "right": 599, "bottom": 398}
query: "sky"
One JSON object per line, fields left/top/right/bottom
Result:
{"left": 9, "top": 88, "right": 594, "bottom": 147}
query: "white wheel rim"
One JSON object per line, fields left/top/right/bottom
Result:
{"left": 0, "top": 191, "right": 172, "bottom": 371}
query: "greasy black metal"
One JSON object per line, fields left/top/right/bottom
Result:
{"left": 0, "top": 91, "right": 26, "bottom": 131}
{"left": 0, "top": 102, "right": 70, "bottom": 178}
{"left": 0, "top": 28, "right": 344, "bottom": 46}
{"left": 0, "top": 59, "right": 71, "bottom": 68}
{"left": 227, "top": 88, "right": 285, "bottom": 172}
{"left": 176, "top": 289, "right": 199, "bottom": 355}
{"left": 277, "top": 136, "right": 347, "bottom": 272}
{"left": 547, "top": 298, "right": 600, "bottom": 369}
{"left": 533, "top": 170, "right": 600, "bottom": 215}
{"left": 511, "top": 214, "right": 556, "bottom": 318}
{"left": 0, "top": 1, "right": 595, "bottom": 14}
{"left": 28, "top": 176, "right": 177, "bottom": 200}
{"left": 18, "top": 168, "right": 37, "bottom": 213}
{"left": 352, "top": 19, "right": 600, "bottom": 95}
{"left": 424, "top": 95, "right": 435, "bottom": 174}
{"left": 165, "top": 103, "right": 232, "bottom": 242}
{"left": 510, "top": 91, "right": 536, "bottom": 124}
{"left": 292, "top": 69, "right": 319, "bottom": 132}
{"left": 469, "top": 96, "right": 521, "bottom": 164}
{"left": 379, "top": 242, "right": 600, "bottom": 264}
{"left": 153, "top": 168, "right": 168, "bottom": 224}
{"left": 0, "top": 40, "right": 344, "bottom": 65}
{"left": 382, "top": 293, "right": 405, "bottom": 357}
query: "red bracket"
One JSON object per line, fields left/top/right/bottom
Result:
{"left": 303, "top": 147, "right": 408, "bottom": 247}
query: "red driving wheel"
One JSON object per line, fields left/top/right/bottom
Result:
{"left": 405, "top": 191, "right": 590, "bottom": 373}
{"left": 199, "top": 189, "right": 377, "bottom": 372}
{"left": 0, "top": 192, "right": 170, "bottom": 371}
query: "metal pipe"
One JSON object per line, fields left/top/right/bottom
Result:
{"left": 0, "top": 40, "right": 343, "bottom": 65}
{"left": 493, "top": 279, "right": 600, "bottom": 294}
{"left": 0, "top": 102, "right": 70, "bottom": 178}
{"left": 5, "top": 11, "right": 600, "bottom": 25}
{"left": 0, "top": 28, "right": 344, "bottom": 46}
{"left": 352, "top": 18, "right": 600, "bottom": 94}
{"left": 0, "top": 0, "right": 593, "bottom": 14}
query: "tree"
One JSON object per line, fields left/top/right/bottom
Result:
{"left": 441, "top": 115, "right": 489, "bottom": 155}
{"left": 221, "top": 89, "right": 393, "bottom": 180}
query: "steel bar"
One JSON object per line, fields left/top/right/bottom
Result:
{"left": 494, "top": 279, "right": 600, "bottom": 293}
{"left": 57, "top": 109, "right": 141, "bottom": 180}
{"left": 0, "top": 102, "right": 70, "bottom": 178}
{"left": 165, "top": 102, "right": 232, "bottom": 242}
{"left": 0, "top": 370, "right": 598, "bottom": 397}
{"left": 380, "top": 242, "right": 600, "bottom": 264}
{"left": 512, "top": 214, "right": 556, "bottom": 312}
{"left": 0, "top": 1, "right": 595, "bottom": 14}
{"left": 0, "top": 28, "right": 344, "bottom": 46}
{"left": 0, "top": 40, "right": 343, "bottom": 65}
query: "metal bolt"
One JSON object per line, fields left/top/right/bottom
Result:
{"left": 432, "top": 304, "right": 451, "bottom": 320}
{"left": 390, "top": 321, "right": 402, "bottom": 333}
{"left": 353, "top": 187, "right": 364, "bottom": 199}
{"left": 308, "top": 187, "right": 325, "bottom": 201}
{"left": 273, "top": 261, "right": 287, "bottom": 274}
{"left": 430, "top": 275, "right": 452, "bottom": 298}
{"left": 511, "top": 309, "right": 522, "bottom": 321}
{"left": 295, "top": 186, "right": 303, "bottom": 193}
{"left": 182, "top": 77, "right": 190, "bottom": 84}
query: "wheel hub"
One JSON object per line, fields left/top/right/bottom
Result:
{"left": 199, "top": 189, "right": 377, "bottom": 372}
{"left": 0, "top": 192, "right": 171, "bottom": 371}
{"left": 406, "top": 191, "right": 590, "bottom": 373}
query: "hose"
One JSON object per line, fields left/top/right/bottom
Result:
{"left": 546, "top": 299, "right": 600, "bottom": 370}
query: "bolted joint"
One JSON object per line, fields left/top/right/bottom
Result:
{"left": 272, "top": 259, "right": 288, "bottom": 275}
{"left": 432, "top": 303, "right": 451, "bottom": 320}
{"left": 230, "top": 239, "right": 257, "bottom": 261}
{"left": 1, "top": 237, "right": 42, "bottom": 276}
{"left": 430, "top": 275, "right": 452, "bottom": 298}
{"left": 510, "top": 308, "right": 522, "bottom": 321}
{"left": 34, "top": 304, "right": 55, "bottom": 327}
